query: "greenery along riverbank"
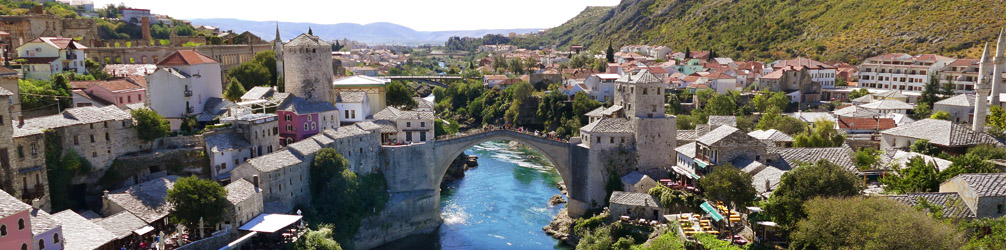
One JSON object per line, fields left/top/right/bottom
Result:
{"left": 292, "top": 148, "right": 389, "bottom": 250}
{"left": 433, "top": 80, "right": 601, "bottom": 138}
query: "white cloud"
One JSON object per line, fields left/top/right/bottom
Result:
{"left": 90, "top": 0, "right": 620, "bottom": 31}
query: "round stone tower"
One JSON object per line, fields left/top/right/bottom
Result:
{"left": 283, "top": 33, "right": 334, "bottom": 104}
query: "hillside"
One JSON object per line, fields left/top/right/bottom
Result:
{"left": 515, "top": 0, "right": 1006, "bottom": 63}
{"left": 190, "top": 18, "right": 539, "bottom": 45}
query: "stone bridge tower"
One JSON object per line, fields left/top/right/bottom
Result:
{"left": 614, "top": 69, "right": 676, "bottom": 170}
{"left": 283, "top": 33, "right": 334, "bottom": 104}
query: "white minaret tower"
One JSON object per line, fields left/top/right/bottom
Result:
{"left": 974, "top": 43, "right": 992, "bottom": 133}
{"left": 274, "top": 22, "right": 284, "bottom": 83}
{"left": 991, "top": 29, "right": 1006, "bottom": 106}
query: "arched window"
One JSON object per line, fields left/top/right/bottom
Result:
{"left": 1, "top": 224, "right": 7, "bottom": 235}
{"left": 38, "top": 239, "right": 44, "bottom": 249}
{"left": 54, "top": 233, "right": 59, "bottom": 243}
{"left": 18, "top": 218, "right": 24, "bottom": 230}
{"left": 21, "top": 243, "right": 27, "bottom": 250}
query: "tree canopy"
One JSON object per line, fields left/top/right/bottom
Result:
{"left": 131, "top": 108, "right": 170, "bottom": 142}
{"left": 790, "top": 197, "right": 963, "bottom": 250}
{"left": 386, "top": 81, "right": 417, "bottom": 109}
{"left": 881, "top": 156, "right": 942, "bottom": 194}
{"left": 792, "top": 120, "right": 845, "bottom": 147}
{"left": 755, "top": 108, "right": 807, "bottom": 135}
{"left": 765, "top": 159, "right": 863, "bottom": 230}
{"left": 699, "top": 165, "right": 756, "bottom": 209}
{"left": 752, "top": 89, "right": 790, "bottom": 113}
{"left": 223, "top": 77, "right": 247, "bottom": 102}
{"left": 291, "top": 226, "right": 343, "bottom": 250}
{"left": 307, "top": 148, "right": 388, "bottom": 243}
{"left": 166, "top": 176, "right": 229, "bottom": 228}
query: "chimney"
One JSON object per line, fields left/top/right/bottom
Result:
{"left": 17, "top": 115, "right": 23, "bottom": 126}
{"left": 252, "top": 175, "right": 259, "bottom": 189}
{"left": 140, "top": 18, "right": 152, "bottom": 43}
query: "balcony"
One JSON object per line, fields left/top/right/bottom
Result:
{"left": 20, "top": 184, "right": 44, "bottom": 201}
{"left": 64, "top": 52, "right": 77, "bottom": 60}
{"left": 184, "top": 90, "right": 193, "bottom": 97}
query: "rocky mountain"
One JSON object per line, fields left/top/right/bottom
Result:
{"left": 514, "top": 0, "right": 1006, "bottom": 63}
{"left": 189, "top": 18, "right": 540, "bottom": 45}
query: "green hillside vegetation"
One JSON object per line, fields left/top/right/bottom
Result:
{"left": 513, "top": 0, "right": 1006, "bottom": 63}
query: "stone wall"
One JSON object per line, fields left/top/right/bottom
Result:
{"left": 353, "top": 189, "right": 442, "bottom": 249}
{"left": 176, "top": 230, "right": 237, "bottom": 250}
{"left": 379, "top": 143, "right": 436, "bottom": 193}
{"left": 283, "top": 39, "right": 334, "bottom": 104}
{"left": 585, "top": 146, "right": 638, "bottom": 209}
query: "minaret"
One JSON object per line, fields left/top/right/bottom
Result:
{"left": 274, "top": 22, "right": 284, "bottom": 84}
{"left": 991, "top": 29, "right": 1006, "bottom": 106}
{"left": 974, "top": 43, "right": 992, "bottom": 132}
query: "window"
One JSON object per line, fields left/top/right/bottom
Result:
{"left": 92, "top": 152, "right": 97, "bottom": 157}
{"left": 407, "top": 122, "right": 411, "bottom": 127}
{"left": 105, "top": 133, "right": 109, "bottom": 141}
{"left": 31, "top": 144, "right": 36, "bottom": 155}
{"left": 1, "top": 224, "right": 6, "bottom": 236}
{"left": 286, "top": 125, "right": 293, "bottom": 131}
{"left": 351, "top": 110, "right": 356, "bottom": 119}
{"left": 274, "top": 127, "right": 278, "bottom": 134}
{"left": 74, "top": 136, "right": 79, "bottom": 145}
{"left": 304, "top": 123, "right": 309, "bottom": 130}
{"left": 21, "top": 243, "right": 26, "bottom": 250}
{"left": 421, "top": 122, "right": 425, "bottom": 127}
{"left": 999, "top": 204, "right": 1004, "bottom": 214}
{"left": 53, "top": 233, "right": 59, "bottom": 243}
{"left": 285, "top": 114, "right": 292, "bottom": 121}
{"left": 90, "top": 135, "right": 95, "bottom": 143}
{"left": 38, "top": 239, "right": 44, "bottom": 249}
{"left": 18, "top": 218, "right": 24, "bottom": 230}
{"left": 307, "top": 115, "right": 312, "bottom": 121}
{"left": 17, "top": 146, "right": 22, "bottom": 158}
{"left": 610, "top": 137, "right": 614, "bottom": 143}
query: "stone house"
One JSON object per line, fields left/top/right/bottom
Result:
{"left": 276, "top": 95, "right": 339, "bottom": 146}
{"left": 858, "top": 99, "right": 914, "bottom": 115}
{"left": 204, "top": 130, "right": 253, "bottom": 180}
{"left": 939, "top": 173, "right": 1006, "bottom": 218}
{"left": 887, "top": 192, "right": 975, "bottom": 219}
{"left": 220, "top": 110, "right": 280, "bottom": 158}
{"left": 94, "top": 211, "right": 151, "bottom": 247}
{"left": 230, "top": 122, "right": 381, "bottom": 213}
{"left": 583, "top": 74, "right": 619, "bottom": 102}
{"left": 372, "top": 107, "right": 434, "bottom": 144}
{"left": 609, "top": 191, "right": 662, "bottom": 221}
{"left": 101, "top": 176, "right": 178, "bottom": 226}
{"left": 19, "top": 105, "right": 144, "bottom": 175}
{"left": 145, "top": 50, "right": 224, "bottom": 131}
{"left": 880, "top": 119, "right": 1004, "bottom": 154}
{"left": 224, "top": 179, "right": 262, "bottom": 229}
{"left": 336, "top": 91, "right": 371, "bottom": 124}
{"left": 759, "top": 65, "right": 820, "bottom": 103}
{"left": 747, "top": 129, "right": 793, "bottom": 148}
{"left": 620, "top": 171, "right": 658, "bottom": 193}
{"left": 693, "top": 125, "right": 767, "bottom": 170}
{"left": 240, "top": 86, "right": 275, "bottom": 102}
{"left": 0, "top": 68, "right": 21, "bottom": 117}
{"left": 933, "top": 94, "right": 975, "bottom": 124}
{"left": 16, "top": 37, "right": 87, "bottom": 80}
{"left": 771, "top": 57, "right": 838, "bottom": 89}
{"left": 11, "top": 125, "right": 49, "bottom": 211}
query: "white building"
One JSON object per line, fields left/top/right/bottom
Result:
{"left": 933, "top": 94, "right": 975, "bottom": 124}
{"left": 121, "top": 8, "right": 152, "bottom": 24}
{"left": 858, "top": 54, "right": 955, "bottom": 92}
{"left": 145, "top": 50, "right": 224, "bottom": 130}
{"left": 335, "top": 91, "right": 371, "bottom": 124}
{"left": 16, "top": 37, "right": 87, "bottom": 80}
{"left": 584, "top": 73, "right": 619, "bottom": 102}
{"left": 204, "top": 131, "right": 252, "bottom": 179}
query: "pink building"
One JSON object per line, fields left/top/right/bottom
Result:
{"left": 71, "top": 77, "right": 146, "bottom": 108}
{"left": 0, "top": 190, "right": 33, "bottom": 250}
{"left": 276, "top": 95, "right": 339, "bottom": 146}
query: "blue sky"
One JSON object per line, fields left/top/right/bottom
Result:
{"left": 91, "top": 0, "right": 621, "bottom": 31}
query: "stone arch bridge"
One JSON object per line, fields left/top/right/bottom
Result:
{"left": 432, "top": 129, "right": 589, "bottom": 216}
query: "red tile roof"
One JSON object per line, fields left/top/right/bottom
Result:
{"left": 156, "top": 50, "right": 217, "bottom": 66}
{"left": 774, "top": 57, "right": 835, "bottom": 70}
{"left": 837, "top": 117, "right": 896, "bottom": 130}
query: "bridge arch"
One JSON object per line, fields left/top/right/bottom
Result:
{"left": 432, "top": 130, "right": 586, "bottom": 216}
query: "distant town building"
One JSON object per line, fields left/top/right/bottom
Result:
{"left": 16, "top": 37, "right": 87, "bottom": 80}
{"left": 145, "top": 50, "right": 225, "bottom": 130}
{"left": 858, "top": 53, "right": 955, "bottom": 92}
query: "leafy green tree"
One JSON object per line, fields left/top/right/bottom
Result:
{"left": 291, "top": 226, "right": 343, "bottom": 250}
{"left": 308, "top": 148, "right": 388, "bottom": 242}
{"left": 912, "top": 102, "right": 933, "bottom": 120}
{"left": 386, "top": 81, "right": 416, "bottom": 109}
{"left": 765, "top": 159, "right": 863, "bottom": 230}
{"left": 252, "top": 50, "right": 278, "bottom": 85}
{"left": 131, "top": 108, "right": 169, "bottom": 146}
{"left": 910, "top": 139, "right": 939, "bottom": 156}
{"left": 226, "top": 62, "right": 271, "bottom": 90}
{"left": 573, "top": 92, "right": 602, "bottom": 124}
{"left": 882, "top": 156, "right": 941, "bottom": 194}
{"left": 791, "top": 197, "right": 963, "bottom": 250}
{"left": 919, "top": 76, "right": 944, "bottom": 108}
{"left": 434, "top": 119, "right": 459, "bottom": 136}
{"left": 930, "top": 110, "right": 951, "bottom": 120}
{"left": 755, "top": 107, "right": 807, "bottom": 135}
{"left": 752, "top": 89, "right": 789, "bottom": 113}
{"left": 700, "top": 165, "right": 756, "bottom": 209}
{"left": 848, "top": 88, "right": 870, "bottom": 100}
{"left": 853, "top": 148, "right": 881, "bottom": 171}
{"left": 223, "top": 77, "right": 247, "bottom": 102}
{"left": 939, "top": 145, "right": 1004, "bottom": 181}
{"left": 961, "top": 216, "right": 1006, "bottom": 250}
{"left": 166, "top": 176, "right": 229, "bottom": 230}
{"left": 792, "top": 120, "right": 845, "bottom": 147}
{"left": 84, "top": 59, "right": 110, "bottom": 80}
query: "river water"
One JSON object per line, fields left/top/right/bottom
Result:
{"left": 376, "top": 141, "right": 570, "bottom": 250}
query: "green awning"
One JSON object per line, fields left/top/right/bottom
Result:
{"left": 700, "top": 201, "right": 725, "bottom": 222}
{"left": 694, "top": 159, "right": 708, "bottom": 169}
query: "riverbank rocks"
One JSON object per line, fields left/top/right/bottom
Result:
{"left": 556, "top": 181, "right": 567, "bottom": 195}
{"left": 442, "top": 153, "right": 479, "bottom": 184}
{"left": 549, "top": 194, "right": 567, "bottom": 205}
{"left": 543, "top": 208, "right": 574, "bottom": 243}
